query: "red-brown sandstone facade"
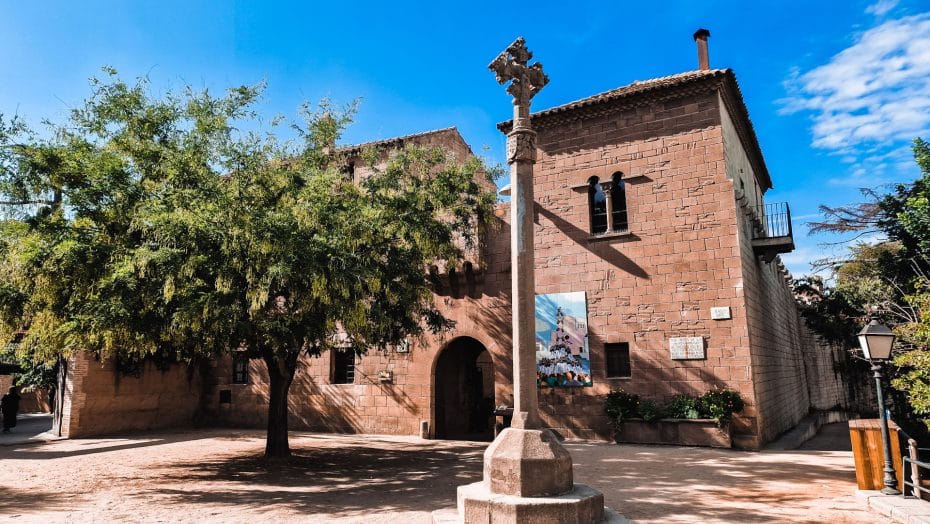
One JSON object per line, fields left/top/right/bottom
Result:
{"left": 53, "top": 69, "right": 853, "bottom": 449}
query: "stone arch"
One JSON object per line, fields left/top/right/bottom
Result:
{"left": 432, "top": 336, "right": 496, "bottom": 441}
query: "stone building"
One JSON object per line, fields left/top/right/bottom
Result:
{"left": 54, "top": 35, "right": 855, "bottom": 449}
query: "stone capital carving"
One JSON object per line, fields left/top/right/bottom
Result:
{"left": 507, "top": 130, "right": 537, "bottom": 164}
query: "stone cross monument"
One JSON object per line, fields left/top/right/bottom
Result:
{"left": 489, "top": 36, "right": 548, "bottom": 430}
{"left": 434, "top": 38, "right": 622, "bottom": 524}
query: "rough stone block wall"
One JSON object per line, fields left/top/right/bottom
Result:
{"left": 799, "top": 322, "right": 856, "bottom": 412}
{"left": 733, "top": 194, "right": 857, "bottom": 444}
{"left": 529, "top": 90, "right": 761, "bottom": 445}
{"left": 61, "top": 350, "right": 203, "bottom": 438}
{"left": 737, "top": 233, "right": 810, "bottom": 445}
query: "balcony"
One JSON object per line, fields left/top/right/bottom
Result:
{"left": 751, "top": 202, "right": 795, "bottom": 263}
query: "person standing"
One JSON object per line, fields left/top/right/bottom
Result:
{"left": 1, "top": 386, "right": 20, "bottom": 433}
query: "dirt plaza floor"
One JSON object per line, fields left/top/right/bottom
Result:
{"left": 0, "top": 422, "right": 875, "bottom": 523}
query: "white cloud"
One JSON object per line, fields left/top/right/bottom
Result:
{"left": 866, "top": 0, "right": 899, "bottom": 16}
{"left": 826, "top": 144, "right": 916, "bottom": 186}
{"left": 780, "top": 14, "right": 930, "bottom": 153}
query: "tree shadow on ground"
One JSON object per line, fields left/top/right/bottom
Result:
{"left": 0, "top": 486, "right": 71, "bottom": 515}
{"left": 137, "top": 437, "right": 485, "bottom": 518}
{"left": 566, "top": 441, "right": 868, "bottom": 523}
{"left": 0, "top": 428, "right": 256, "bottom": 460}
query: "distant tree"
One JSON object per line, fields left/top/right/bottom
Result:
{"left": 809, "top": 138, "right": 930, "bottom": 253}
{"left": 883, "top": 138, "right": 930, "bottom": 255}
{"left": 803, "top": 138, "right": 930, "bottom": 430}
{"left": 0, "top": 71, "right": 496, "bottom": 457}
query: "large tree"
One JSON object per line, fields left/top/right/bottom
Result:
{"left": 0, "top": 72, "right": 495, "bottom": 457}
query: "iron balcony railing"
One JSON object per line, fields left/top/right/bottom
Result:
{"left": 753, "top": 202, "right": 793, "bottom": 240}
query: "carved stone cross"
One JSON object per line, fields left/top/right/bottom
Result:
{"left": 488, "top": 37, "right": 549, "bottom": 131}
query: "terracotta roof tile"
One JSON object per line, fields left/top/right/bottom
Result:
{"left": 499, "top": 69, "right": 729, "bottom": 130}
{"left": 341, "top": 126, "right": 459, "bottom": 152}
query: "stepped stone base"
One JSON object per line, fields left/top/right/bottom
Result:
{"left": 434, "top": 427, "right": 627, "bottom": 523}
{"left": 435, "top": 481, "right": 616, "bottom": 524}
{"left": 431, "top": 506, "right": 630, "bottom": 524}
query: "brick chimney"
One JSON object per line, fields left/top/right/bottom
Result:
{"left": 693, "top": 28, "right": 711, "bottom": 71}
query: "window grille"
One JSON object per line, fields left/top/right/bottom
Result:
{"left": 232, "top": 353, "right": 249, "bottom": 384}
{"left": 332, "top": 349, "right": 356, "bottom": 384}
{"left": 605, "top": 343, "right": 631, "bottom": 378}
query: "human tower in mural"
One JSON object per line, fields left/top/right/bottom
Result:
{"left": 535, "top": 291, "right": 593, "bottom": 387}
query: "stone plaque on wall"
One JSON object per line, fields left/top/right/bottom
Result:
{"left": 669, "top": 337, "right": 705, "bottom": 360}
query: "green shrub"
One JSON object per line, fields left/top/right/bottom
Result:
{"left": 697, "top": 389, "right": 745, "bottom": 427}
{"left": 636, "top": 399, "right": 663, "bottom": 422}
{"left": 604, "top": 389, "right": 639, "bottom": 432}
{"left": 665, "top": 394, "right": 700, "bottom": 419}
{"left": 604, "top": 388, "right": 746, "bottom": 435}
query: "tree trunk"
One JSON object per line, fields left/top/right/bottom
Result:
{"left": 263, "top": 351, "right": 297, "bottom": 459}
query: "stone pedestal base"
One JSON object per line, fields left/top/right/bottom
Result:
{"left": 462, "top": 481, "right": 609, "bottom": 523}
{"left": 433, "top": 427, "right": 627, "bottom": 523}
{"left": 431, "top": 482, "right": 628, "bottom": 523}
{"left": 483, "top": 427, "right": 573, "bottom": 496}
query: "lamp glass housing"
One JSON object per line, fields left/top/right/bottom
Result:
{"left": 858, "top": 321, "right": 895, "bottom": 361}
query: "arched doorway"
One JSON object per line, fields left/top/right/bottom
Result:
{"left": 434, "top": 337, "right": 495, "bottom": 441}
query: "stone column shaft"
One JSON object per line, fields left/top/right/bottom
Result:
{"left": 509, "top": 127, "right": 539, "bottom": 429}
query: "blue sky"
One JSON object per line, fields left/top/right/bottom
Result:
{"left": 2, "top": 0, "right": 929, "bottom": 277}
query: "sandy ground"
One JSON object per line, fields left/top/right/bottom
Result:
{"left": 0, "top": 422, "right": 875, "bottom": 523}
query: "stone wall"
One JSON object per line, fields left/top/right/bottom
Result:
{"left": 736, "top": 240, "right": 810, "bottom": 446}
{"left": 0, "top": 378, "right": 50, "bottom": 412}
{"left": 58, "top": 351, "right": 203, "bottom": 438}
{"left": 528, "top": 88, "right": 762, "bottom": 444}
{"left": 799, "top": 321, "right": 858, "bottom": 412}
{"left": 18, "top": 388, "right": 51, "bottom": 413}
{"left": 66, "top": 83, "right": 852, "bottom": 449}
{"left": 723, "top": 99, "right": 852, "bottom": 446}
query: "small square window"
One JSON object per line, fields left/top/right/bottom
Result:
{"left": 232, "top": 353, "right": 249, "bottom": 384}
{"left": 605, "top": 343, "right": 631, "bottom": 378}
{"left": 332, "top": 350, "right": 356, "bottom": 384}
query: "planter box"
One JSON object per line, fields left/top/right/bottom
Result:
{"left": 615, "top": 418, "right": 732, "bottom": 448}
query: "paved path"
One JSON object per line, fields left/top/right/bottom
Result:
{"left": 0, "top": 424, "right": 875, "bottom": 523}
{"left": 0, "top": 413, "right": 54, "bottom": 446}
{"left": 798, "top": 422, "right": 852, "bottom": 451}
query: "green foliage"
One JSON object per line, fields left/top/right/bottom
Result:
{"left": 0, "top": 341, "right": 56, "bottom": 391}
{"left": 14, "top": 360, "right": 57, "bottom": 391}
{"left": 636, "top": 399, "right": 663, "bottom": 422}
{"left": 696, "top": 389, "right": 745, "bottom": 427}
{"left": 665, "top": 394, "right": 700, "bottom": 419}
{"left": 796, "top": 242, "right": 905, "bottom": 348}
{"left": 892, "top": 276, "right": 930, "bottom": 429}
{"left": 880, "top": 138, "right": 930, "bottom": 254}
{"left": 603, "top": 388, "right": 639, "bottom": 432}
{"left": 0, "top": 70, "right": 497, "bottom": 456}
{"left": 603, "top": 388, "right": 745, "bottom": 433}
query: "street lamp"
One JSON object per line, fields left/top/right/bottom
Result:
{"left": 858, "top": 320, "right": 900, "bottom": 495}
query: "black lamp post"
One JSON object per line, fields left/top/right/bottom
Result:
{"left": 858, "top": 320, "right": 901, "bottom": 495}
